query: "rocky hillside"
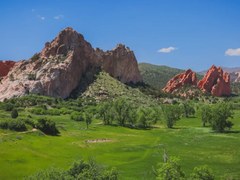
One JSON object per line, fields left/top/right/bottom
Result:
{"left": 0, "top": 27, "right": 142, "bottom": 101}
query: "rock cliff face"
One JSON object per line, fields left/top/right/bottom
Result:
{"left": 198, "top": 65, "right": 231, "bottom": 96}
{"left": 101, "top": 44, "right": 142, "bottom": 83}
{"left": 0, "top": 61, "right": 16, "bottom": 77}
{"left": 0, "top": 27, "right": 142, "bottom": 100}
{"left": 162, "top": 69, "right": 197, "bottom": 93}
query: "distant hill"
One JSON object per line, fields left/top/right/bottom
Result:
{"left": 138, "top": 63, "right": 184, "bottom": 89}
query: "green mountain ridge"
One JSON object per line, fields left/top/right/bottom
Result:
{"left": 138, "top": 63, "right": 185, "bottom": 89}
{"left": 138, "top": 63, "right": 203, "bottom": 89}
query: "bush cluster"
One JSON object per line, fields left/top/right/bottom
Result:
{"left": 0, "top": 119, "right": 27, "bottom": 131}
{"left": 26, "top": 159, "right": 118, "bottom": 180}
{"left": 36, "top": 118, "right": 59, "bottom": 135}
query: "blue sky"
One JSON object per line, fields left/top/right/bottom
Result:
{"left": 1, "top": 0, "right": 240, "bottom": 71}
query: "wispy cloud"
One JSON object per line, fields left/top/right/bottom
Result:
{"left": 54, "top": 15, "right": 64, "bottom": 20}
{"left": 225, "top": 48, "right": 240, "bottom": 56}
{"left": 158, "top": 46, "right": 177, "bottom": 53}
{"left": 37, "top": 15, "right": 45, "bottom": 20}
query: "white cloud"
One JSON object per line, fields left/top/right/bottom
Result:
{"left": 225, "top": 48, "right": 240, "bottom": 56}
{"left": 54, "top": 15, "right": 64, "bottom": 20}
{"left": 158, "top": 46, "right": 177, "bottom": 53}
{"left": 37, "top": 15, "right": 45, "bottom": 20}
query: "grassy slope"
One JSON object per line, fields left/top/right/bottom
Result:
{"left": 81, "top": 71, "right": 156, "bottom": 106}
{"left": 0, "top": 108, "right": 240, "bottom": 179}
{"left": 138, "top": 63, "right": 203, "bottom": 89}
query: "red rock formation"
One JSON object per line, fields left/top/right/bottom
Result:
{"left": 163, "top": 69, "right": 197, "bottom": 93}
{"left": 0, "top": 27, "right": 142, "bottom": 100}
{"left": 198, "top": 65, "right": 231, "bottom": 96}
{"left": 0, "top": 61, "right": 16, "bottom": 77}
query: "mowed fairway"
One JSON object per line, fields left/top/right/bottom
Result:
{"left": 0, "top": 110, "right": 240, "bottom": 179}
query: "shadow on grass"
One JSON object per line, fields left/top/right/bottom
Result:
{"left": 224, "top": 130, "right": 240, "bottom": 134}
{"left": 210, "top": 130, "right": 240, "bottom": 134}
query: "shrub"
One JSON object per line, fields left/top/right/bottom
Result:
{"left": 36, "top": 118, "right": 59, "bottom": 135}
{"left": 156, "top": 157, "right": 185, "bottom": 180}
{"left": 31, "top": 53, "right": 40, "bottom": 61}
{"left": 27, "top": 73, "right": 36, "bottom": 81}
{"left": 11, "top": 109, "right": 18, "bottom": 118}
{"left": 190, "top": 165, "right": 214, "bottom": 180}
{"left": 47, "top": 108, "right": 61, "bottom": 116}
{"left": 9, "top": 74, "right": 14, "bottom": 81}
{"left": 27, "top": 159, "right": 118, "bottom": 180}
{"left": 0, "top": 121, "right": 8, "bottom": 129}
{"left": 30, "top": 107, "right": 46, "bottom": 115}
{"left": 4, "top": 103, "right": 14, "bottom": 111}
{"left": 71, "top": 112, "right": 84, "bottom": 121}
{"left": 8, "top": 119, "right": 27, "bottom": 131}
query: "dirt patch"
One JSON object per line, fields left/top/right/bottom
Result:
{"left": 85, "top": 138, "right": 113, "bottom": 143}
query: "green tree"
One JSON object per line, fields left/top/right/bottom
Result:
{"left": 201, "top": 105, "right": 212, "bottom": 127}
{"left": 190, "top": 165, "right": 214, "bottom": 180}
{"left": 156, "top": 157, "right": 185, "bottom": 180}
{"left": 11, "top": 109, "right": 18, "bottom": 119}
{"left": 113, "top": 98, "right": 131, "bottom": 126}
{"left": 85, "top": 113, "right": 92, "bottom": 129}
{"left": 98, "top": 101, "right": 114, "bottom": 125}
{"left": 137, "top": 107, "right": 159, "bottom": 128}
{"left": 36, "top": 118, "right": 59, "bottom": 135}
{"left": 163, "top": 105, "right": 181, "bottom": 128}
{"left": 181, "top": 102, "right": 195, "bottom": 118}
{"left": 210, "top": 103, "right": 233, "bottom": 132}
{"left": 67, "top": 159, "right": 118, "bottom": 180}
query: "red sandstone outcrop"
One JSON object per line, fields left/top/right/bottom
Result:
{"left": 163, "top": 69, "right": 197, "bottom": 93}
{"left": 198, "top": 65, "right": 231, "bottom": 96}
{"left": 0, "top": 27, "right": 142, "bottom": 100}
{"left": 0, "top": 61, "right": 16, "bottom": 77}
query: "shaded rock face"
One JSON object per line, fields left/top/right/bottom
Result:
{"left": 162, "top": 69, "right": 197, "bottom": 93}
{"left": 0, "top": 27, "right": 142, "bottom": 100}
{"left": 101, "top": 44, "right": 142, "bottom": 83}
{"left": 198, "top": 65, "right": 231, "bottom": 96}
{"left": 0, "top": 61, "right": 16, "bottom": 77}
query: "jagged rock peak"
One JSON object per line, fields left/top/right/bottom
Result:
{"left": 113, "top": 44, "right": 131, "bottom": 51}
{"left": 198, "top": 65, "right": 231, "bottom": 96}
{"left": 40, "top": 27, "right": 89, "bottom": 58}
{"left": 162, "top": 69, "right": 197, "bottom": 93}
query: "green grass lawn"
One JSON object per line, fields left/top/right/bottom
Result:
{"left": 0, "top": 110, "right": 240, "bottom": 179}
